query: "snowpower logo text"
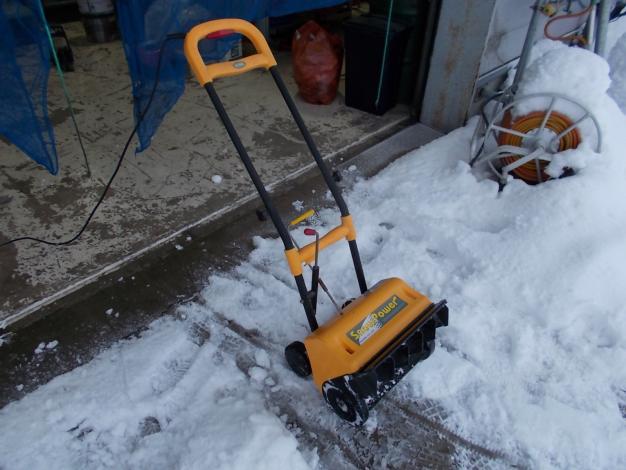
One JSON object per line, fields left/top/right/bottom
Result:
{"left": 347, "top": 295, "right": 407, "bottom": 345}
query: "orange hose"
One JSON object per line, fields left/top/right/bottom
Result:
{"left": 498, "top": 110, "right": 581, "bottom": 184}
{"left": 544, "top": 3, "right": 592, "bottom": 45}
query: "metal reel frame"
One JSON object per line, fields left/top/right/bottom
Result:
{"left": 470, "top": 92, "right": 602, "bottom": 185}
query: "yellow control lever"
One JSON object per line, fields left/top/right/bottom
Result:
{"left": 290, "top": 209, "right": 316, "bottom": 226}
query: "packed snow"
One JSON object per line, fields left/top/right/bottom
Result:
{"left": 0, "top": 332, "right": 13, "bottom": 347}
{"left": 292, "top": 199, "right": 305, "bottom": 212}
{"left": 2, "top": 38, "right": 626, "bottom": 469}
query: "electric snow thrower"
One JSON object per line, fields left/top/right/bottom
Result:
{"left": 184, "top": 19, "right": 448, "bottom": 425}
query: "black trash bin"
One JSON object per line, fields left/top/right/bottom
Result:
{"left": 343, "top": 15, "right": 410, "bottom": 115}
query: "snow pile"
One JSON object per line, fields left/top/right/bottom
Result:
{"left": 385, "top": 46, "right": 626, "bottom": 466}
{"left": 384, "top": 46, "right": 626, "bottom": 467}
{"left": 2, "top": 42, "right": 626, "bottom": 469}
{"left": 517, "top": 40, "right": 611, "bottom": 110}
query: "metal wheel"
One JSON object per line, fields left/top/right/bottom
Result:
{"left": 322, "top": 380, "right": 369, "bottom": 425}
{"left": 470, "top": 93, "right": 602, "bottom": 185}
{"left": 284, "top": 341, "right": 311, "bottom": 377}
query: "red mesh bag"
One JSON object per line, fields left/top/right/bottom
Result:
{"left": 292, "top": 21, "right": 343, "bottom": 105}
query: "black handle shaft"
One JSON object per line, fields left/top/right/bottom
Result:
{"left": 270, "top": 67, "right": 350, "bottom": 217}
{"left": 205, "top": 83, "right": 294, "bottom": 250}
{"left": 310, "top": 265, "right": 320, "bottom": 313}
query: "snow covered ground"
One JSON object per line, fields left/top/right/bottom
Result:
{"left": 2, "top": 33, "right": 626, "bottom": 469}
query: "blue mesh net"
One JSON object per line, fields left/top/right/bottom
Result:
{"left": 0, "top": 1, "right": 57, "bottom": 174}
{"left": 116, "top": 0, "right": 345, "bottom": 152}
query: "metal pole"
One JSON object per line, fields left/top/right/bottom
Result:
{"left": 586, "top": 3, "right": 597, "bottom": 51}
{"left": 595, "top": 0, "right": 611, "bottom": 57}
{"left": 511, "top": 0, "right": 546, "bottom": 96}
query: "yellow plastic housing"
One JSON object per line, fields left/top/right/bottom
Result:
{"left": 304, "top": 277, "right": 433, "bottom": 391}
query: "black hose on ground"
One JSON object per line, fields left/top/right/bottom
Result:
{"left": 0, "top": 33, "right": 185, "bottom": 249}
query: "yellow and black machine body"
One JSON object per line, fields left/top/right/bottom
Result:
{"left": 184, "top": 19, "right": 448, "bottom": 425}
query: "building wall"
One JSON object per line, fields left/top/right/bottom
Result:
{"left": 419, "top": 0, "right": 585, "bottom": 132}
{"left": 419, "top": 0, "right": 497, "bottom": 132}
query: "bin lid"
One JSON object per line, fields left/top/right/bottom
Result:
{"left": 343, "top": 15, "right": 409, "bottom": 36}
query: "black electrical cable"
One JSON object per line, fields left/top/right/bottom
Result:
{"left": 610, "top": 1, "right": 626, "bottom": 21}
{"left": 0, "top": 33, "right": 185, "bottom": 249}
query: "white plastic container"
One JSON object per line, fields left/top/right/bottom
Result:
{"left": 77, "top": 0, "right": 117, "bottom": 43}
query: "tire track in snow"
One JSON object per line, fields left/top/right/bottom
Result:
{"left": 202, "top": 312, "right": 522, "bottom": 469}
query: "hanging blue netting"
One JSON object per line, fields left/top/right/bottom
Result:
{"left": 116, "top": 0, "right": 345, "bottom": 152}
{"left": 0, "top": 0, "right": 57, "bottom": 174}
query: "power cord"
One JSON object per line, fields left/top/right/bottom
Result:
{"left": 543, "top": 2, "right": 594, "bottom": 45}
{"left": 0, "top": 33, "right": 185, "bottom": 248}
{"left": 610, "top": 1, "right": 626, "bottom": 21}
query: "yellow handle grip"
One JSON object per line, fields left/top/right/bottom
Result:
{"left": 184, "top": 18, "right": 277, "bottom": 85}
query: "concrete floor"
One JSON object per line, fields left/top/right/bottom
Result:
{"left": 0, "top": 23, "right": 409, "bottom": 328}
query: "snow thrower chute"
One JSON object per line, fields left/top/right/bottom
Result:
{"left": 184, "top": 19, "right": 448, "bottom": 425}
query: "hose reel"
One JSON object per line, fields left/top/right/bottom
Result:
{"left": 470, "top": 93, "right": 602, "bottom": 185}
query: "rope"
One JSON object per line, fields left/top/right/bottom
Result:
{"left": 374, "top": 0, "right": 395, "bottom": 109}
{"left": 498, "top": 110, "right": 581, "bottom": 184}
{"left": 36, "top": 0, "right": 91, "bottom": 177}
{"left": 543, "top": 1, "right": 594, "bottom": 45}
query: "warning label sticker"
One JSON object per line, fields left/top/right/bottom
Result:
{"left": 346, "top": 295, "right": 407, "bottom": 345}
